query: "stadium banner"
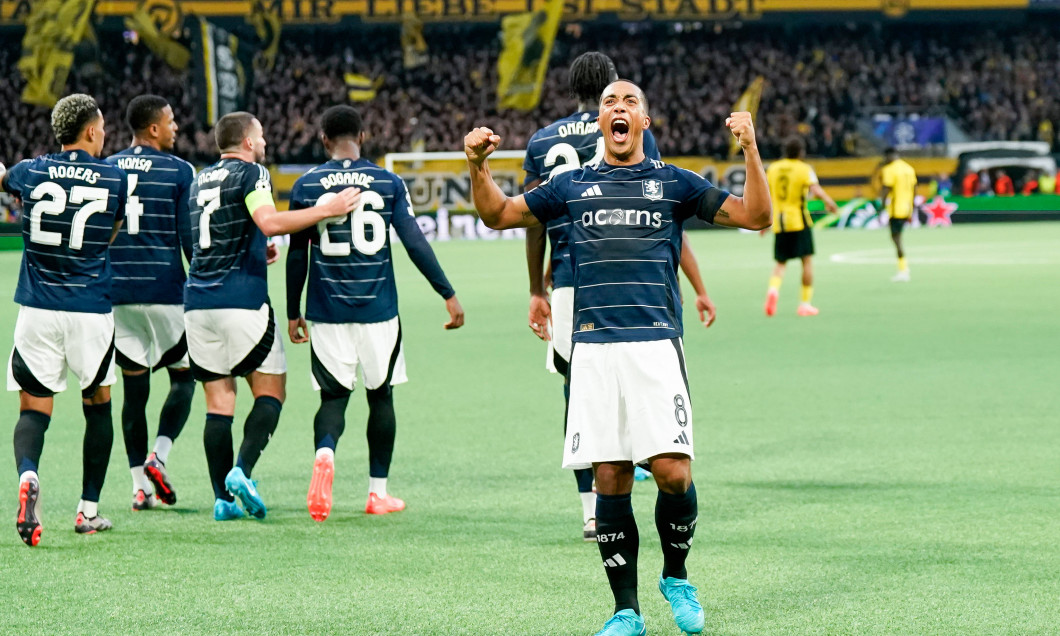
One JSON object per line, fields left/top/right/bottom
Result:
{"left": 0, "top": 0, "right": 1034, "bottom": 26}
{"left": 17, "top": 0, "right": 98, "bottom": 107}
{"left": 190, "top": 16, "right": 257, "bottom": 126}
{"left": 496, "top": 0, "right": 564, "bottom": 111}
{"left": 873, "top": 116, "right": 947, "bottom": 149}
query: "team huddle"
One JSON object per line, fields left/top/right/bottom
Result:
{"left": 4, "top": 51, "right": 918, "bottom": 636}
{"left": 4, "top": 95, "right": 462, "bottom": 544}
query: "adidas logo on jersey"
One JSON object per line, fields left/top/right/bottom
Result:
{"left": 673, "top": 431, "right": 690, "bottom": 445}
{"left": 581, "top": 185, "right": 602, "bottom": 198}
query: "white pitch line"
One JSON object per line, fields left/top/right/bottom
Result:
{"left": 830, "top": 243, "right": 1059, "bottom": 266}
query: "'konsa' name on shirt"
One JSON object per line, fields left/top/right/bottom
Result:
{"left": 115, "top": 157, "right": 153, "bottom": 172}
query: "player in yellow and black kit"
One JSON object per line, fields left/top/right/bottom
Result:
{"left": 763, "top": 137, "right": 837, "bottom": 317}
{"left": 879, "top": 147, "right": 918, "bottom": 282}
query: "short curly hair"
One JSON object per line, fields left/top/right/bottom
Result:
{"left": 51, "top": 94, "right": 101, "bottom": 145}
{"left": 321, "top": 105, "right": 363, "bottom": 140}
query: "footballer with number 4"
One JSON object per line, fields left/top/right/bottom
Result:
{"left": 104, "top": 95, "right": 197, "bottom": 512}
{"left": 465, "top": 81, "right": 771, "bottom": 635}
{"left": 185, "top": 112, "right": 360, "bottom": 522}
{"left": 3, "top": 94, "right": 129, "bottom": 546}
{"left": 523, "top": 53, "right": 718, "bottom": 542}
{"left": 286, "top": 105, "right": 464, "bottom": 522}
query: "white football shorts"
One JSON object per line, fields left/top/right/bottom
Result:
{"left": 309, "top": 317, "right": 407, "bottom": 393}
{"left": 7, "top": 306, "right": 116, "bottom": 397}
{"left": 562, "top": 338, "right": 693, "bottom": 470}
{"left": 114, "top": 303, "right": 189, "bottom": 371}
{"left": 545, "top": 286, "right": 574, "bottom": 375}
{"left": 184, "top": 302, "right": 286, "bottom": 381}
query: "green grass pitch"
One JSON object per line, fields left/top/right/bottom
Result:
{"left": 0, "top": 222, "right": 1057, "bottom": 634}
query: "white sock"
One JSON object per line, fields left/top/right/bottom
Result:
{"left": 153, "top": 436, "right": 174, "bottom": 464}
{"left": 19, "top": 470, "right": 38, "bottom": 484}
{"left": 80, "top": 500, "right": 98, "bottom": 518}
{"left": 131, "top": 465, "right": 151, "bottom": 494}
{"left": 316, "top": 447, "right": 335, "bottom": 461}
{"left": 580, "top": 492, "right": 596, "bottom": 523}
{"left": 368, "top": 477, "right": 387, "bottom": 497}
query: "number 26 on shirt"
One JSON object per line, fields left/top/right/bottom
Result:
{"left": 316, "top": 190, "right": 387, "bottom": 257}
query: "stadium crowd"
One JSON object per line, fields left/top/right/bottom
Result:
{"left": 0, "top": 22, "right": 1059, "bottom": 165}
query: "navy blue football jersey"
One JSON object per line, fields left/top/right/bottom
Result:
{"left": 3, "top": 150, "right": 128, "bottom": 314}
{"left": 185, "top": 159, "right": 272, "bottom": 311}
{"left": 523, "top": 158, "right": 729, "bottom": 343}
{"left": 288, "top": 158, "right": 454, "bottom": 324}
{"left": 105, "top": 145, "right": 194, "bottom": 305}
{"left": 523, "top": 111, "right": 660, "bottom": 290}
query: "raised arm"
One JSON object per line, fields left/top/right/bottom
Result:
{"left": 465, "top": 127, "right": 538, "bottom": 230}
{"left": 678, "top": 231, "right": 716, "bottom": 327}
{"left": 715, "top": 112, "right": 772, "bottom": 231}
{"left": 250, "top": 188, "right": 360, "bottom": 237}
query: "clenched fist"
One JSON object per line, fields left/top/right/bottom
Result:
{"left": 465, "top": 127, "right": 502, "bottom": 165}
{"left": 725, "top": 112, "right": 757, "bottom": 150}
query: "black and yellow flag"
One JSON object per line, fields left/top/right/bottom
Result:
{"left": 401, "top": 15, "right": 428, "bottom": 69}
{"left": 124, "top": 0, "right": 189, "bottom": 70}
{"left": 344, "top": 73, "right": 382, "bottom": 102}
{"left": 18, "top": 0, "right": 98, "bottom": 107}
{"left": 729, "top": 76, "right": 764, "bottom": 157}
{"left": 247, "top": 0, "right": 281, "bottom": 72}
{"left": 190, "top": 16, "right": 257, "bottom": 126}
{"left": 496, "top": 0, "right": 563, "bottom": 111}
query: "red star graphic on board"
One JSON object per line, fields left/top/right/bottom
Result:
{"left": 922, "top": 196, "right": 958, "bottom": 227}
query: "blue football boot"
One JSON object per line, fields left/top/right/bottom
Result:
{"left": 593, "top": 609, "right": 646, "bottom": 636}
{"left": 213, "top": 498, "right": 244, "bottom": 521}
{"left": 658, "top": 576, "right": 705, "bottom": 634}
{"left": 224, "top": 467, "right": 266, "bottom": 519}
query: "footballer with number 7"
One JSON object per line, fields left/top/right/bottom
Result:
{"left": 464, "top": 80, "right": 771, "bottom": 636}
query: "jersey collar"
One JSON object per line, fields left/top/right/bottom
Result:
{"left": 127, "top": 145, "right": 168, "bottom": 157}
{"left": 594, "top": 157, "right": 654, "bottom": 174}
{"left": 53, "top": 148, "right": 102, "bottom": 164}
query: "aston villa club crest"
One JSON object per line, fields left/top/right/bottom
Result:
{"left": 642, "top": 179, "right": 663, "bottom": 200}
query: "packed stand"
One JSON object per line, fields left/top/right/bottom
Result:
{"left": 1, "top": 22, "right": 1059, "bottom": 166}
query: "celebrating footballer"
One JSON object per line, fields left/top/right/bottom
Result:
{"left": 464, "top": 80, "right": 771, "bottom": 636}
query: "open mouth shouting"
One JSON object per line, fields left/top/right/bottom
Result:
{"left": 610, "top": 118, "right": 630, "bottom": 145}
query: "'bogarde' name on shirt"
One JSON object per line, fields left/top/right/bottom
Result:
{"left": 319, "top": 171, "right": 375, "bottom": 189}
